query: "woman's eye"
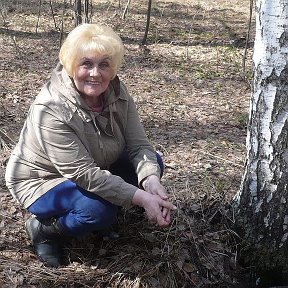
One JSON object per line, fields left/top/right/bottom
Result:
{"left": 99, "top": 62, "right": 110, "bottom": 68}
{"left": 82, "top": 61, "right": 93, "bottom": 68}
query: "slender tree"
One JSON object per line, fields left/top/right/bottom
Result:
{"left": 84, "top": 0, "right": 89, "bottom": 23}
{"left": 141, "top": 0, "right": 152, "bottom": 45}
{"left": 74, "top": 0, "right": 91, "bottom": 26}
{"left": 75, "top": 0, "right": 82, "bottom": 26}
{"left": 233, "top": 0, "right": 288, "bottom": 285}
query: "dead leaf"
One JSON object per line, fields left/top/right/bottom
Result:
{"left": 190, "top": 203, "right": 201, "bottom": 212}
{"left": 98, "top": 249, "right": 107, "bottom": 256}
{"left": 9, "top": 206, "right": 17, "bottom": 214}
{"left": 151, "top": 247, "right": 161, "bottom": 256}
{"left": 182, "top": 262, "right": 197, "bottom": 273}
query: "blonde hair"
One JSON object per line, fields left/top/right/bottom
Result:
{"left": 59, "top": 24, "right": 124, "bottom": 78}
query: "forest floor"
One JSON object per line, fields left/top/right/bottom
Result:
{"left": 0, "top": 0, "right": 255, "bottom": 287}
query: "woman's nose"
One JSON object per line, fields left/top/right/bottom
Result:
{"left": 90, "top": 66, "right": 99, "bottom": 76}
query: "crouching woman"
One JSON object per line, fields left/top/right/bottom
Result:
{"left": 5, "top": 23, "right": 176, "bottom": 267}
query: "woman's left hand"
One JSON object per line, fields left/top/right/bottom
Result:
{"left": 142, "top": 175, "right": 168, "bottom": 200}
{"left": 142, "top": 175, "right": 172, "bottom": 223}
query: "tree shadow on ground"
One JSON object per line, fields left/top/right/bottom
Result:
{"left": 0, "top": 28, "right": 61, "bottom": 39}
{"left": 113, "top": 1, "right": 254, "bottom": 47}
{"left": 144, "top": 117, "right": 247, "bottom": 146}
{"left": 1, "top": 0, "right": 254, "bottom": 48}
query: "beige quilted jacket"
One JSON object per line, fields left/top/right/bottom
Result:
{"left": 5, "top": 63, "right": 160, "bottom": 209}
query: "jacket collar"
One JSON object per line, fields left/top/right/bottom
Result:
{"left": 50, "top": 63, "right": 127, "bottom": 127}
{"left": 52, "top": 63, "right": 125, "bottom": 111}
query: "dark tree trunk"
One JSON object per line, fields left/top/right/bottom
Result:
{"left": 141, "top": 0, "right": 152, "bottom": 45}
{"left": 84, "top": 0, "right": 89, "bottom": 23}
{"left": 75, "top": 0, "right": 82, "bottom": 26}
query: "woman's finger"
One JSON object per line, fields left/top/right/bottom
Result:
{"left": 162, "top": 207, "right": 169, "bottom": 218}
{"left": 160, "top": 199, "right": 177, "bottom": 211}
{"left": 157, "top": 188, "right": 168, "bottom": 200}
{"left": 156, "top": 216, "right": 170, "bottom": 227}
{"left": 164, "top": 209, "right": 171, "bottom": 223}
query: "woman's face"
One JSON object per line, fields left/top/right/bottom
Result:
{"left": 73, "top": 54, "right": 114, "bottom": 99}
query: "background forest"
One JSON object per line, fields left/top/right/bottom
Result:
{"left": 0, "top": 0, "right": 254, "bottom": 287}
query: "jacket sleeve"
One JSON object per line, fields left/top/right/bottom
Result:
{"left": 121, "top": 84, "right": 161, "bottom": 184}
{"left": 30, "top": 102, "right": 137, "bottom": 209}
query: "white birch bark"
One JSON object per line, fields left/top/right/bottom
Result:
{"left": 232, "top": 0, "right": 288, "bottom": 270}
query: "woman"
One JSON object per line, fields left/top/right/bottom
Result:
{"left": 5, "top": 23, "right": 176, "bottom": 268}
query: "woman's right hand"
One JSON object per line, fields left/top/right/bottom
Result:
{"left": 132, "top": 189, "right": 177, "bottom": 227}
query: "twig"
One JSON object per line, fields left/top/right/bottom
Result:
{"left": 243, "top": 0, "right": 254, "bottom": 73}
{"left": 0, "top": 133, "right": 14, "bottom": 152}
{"left": 0, "top": 128, "right": 16, "bottom": 146}
{"left": 0, "top": 10, "right": 24, "bottom": 62}
{"left": 196, "top": 149, "right": 244, "bottom": 168}
{"left": 122, "top": 0, "right": 131, "bottom": 20}
{"left": 59, "top": 0, "right": 66, "bottom": 48}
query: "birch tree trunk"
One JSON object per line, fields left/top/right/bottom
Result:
{"left": 232, "top": 0, "right": 288, "bottom": 284}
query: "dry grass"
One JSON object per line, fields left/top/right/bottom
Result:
{"left": 0, "top": 0, "right": 254, "bottom": 286}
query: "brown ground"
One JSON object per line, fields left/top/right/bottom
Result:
{"left": 0, "top": 0, "right": 254, "bottom": 287}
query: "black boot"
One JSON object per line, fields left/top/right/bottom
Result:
{"left": 25, "top": 216, "right": 64, "bottom": 268}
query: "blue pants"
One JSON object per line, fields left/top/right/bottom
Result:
{"left": 28, "top": 152, "right": 164, "bottom": 237}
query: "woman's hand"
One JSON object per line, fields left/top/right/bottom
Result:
{"left": 132, "top": 188, "right": 176, "bottom": 227}
{"left": 142, "top": 175, "right": 172, "bottom": 223}
{"left": 142, "top": 175, "right": 167, "bottom": 199}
